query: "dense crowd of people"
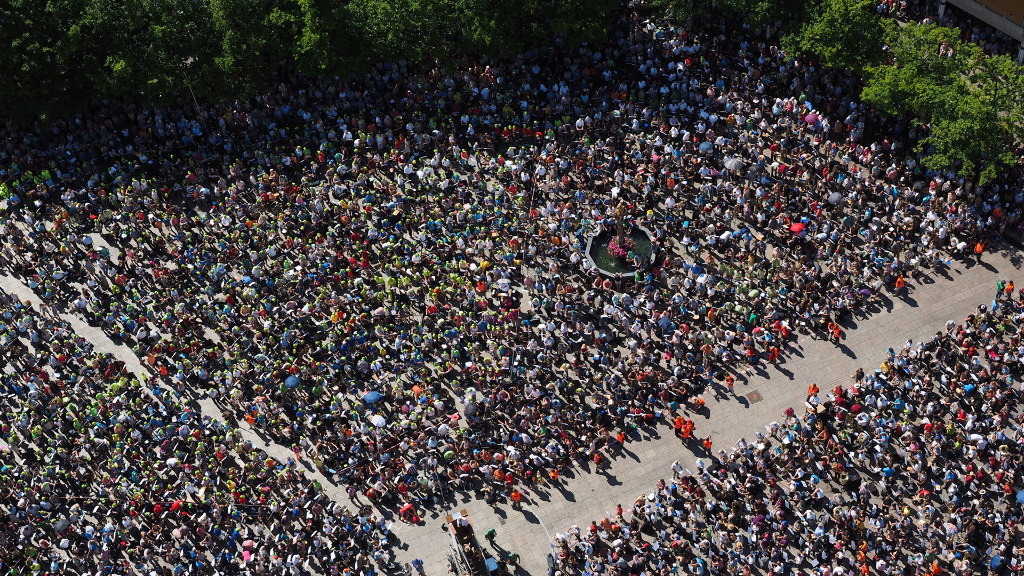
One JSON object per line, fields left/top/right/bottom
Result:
{"left": 1, "top": 0, "right": 1023, "bottom": 574}
{"left": 900, "top": 0, "right": 1023, "bottom": 58}
{"left": 556, "top": 287, "right": 1024, "bottom": 576}
{"left": 0, "top": 291, "right": 396, "bottom": 576}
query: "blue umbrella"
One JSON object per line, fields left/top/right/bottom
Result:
{"left": 363, "top": 391, "right": 382, "bottom": 404}
{"left": 285, "top": 375, "right": 300, "bottom": 389}
{"left": 699, "top": 141, "right": 714, "bottom": 153}
{"left": 1016, "top": 489, "right": 1024, "bottom": 504}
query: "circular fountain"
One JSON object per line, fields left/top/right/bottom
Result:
{"left": 585, "top": 226, "right": 655, "bottom": 279}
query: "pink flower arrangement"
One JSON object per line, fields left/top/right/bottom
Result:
{"left": 607, "top": 236, "right": 634, "bottom": 259}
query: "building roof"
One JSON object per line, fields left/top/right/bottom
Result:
{"left": 948, "top": 0, "right": 1023, "bottom": 40}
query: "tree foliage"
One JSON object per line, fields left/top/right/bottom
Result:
{"left": 650, "top": 0, "right": 811, "bottom": 30}
{"left": 861, "top": 23, "right": 972, "bottom": 117}
{"left": 646, "top": 0, "right": 1024, "bottom": 186}
{"left": 0, "top": 0, "right": 93, "bottom": 119}
{"left": 0, "top": 0, "right": 618, "bottom": 121}
{"left": 210, "top": 0, "right": 301, "bottom": 91}
{"left": 782, "top": 0, "right": 885, "bottom": 70}
{"left": 348, "top": 0, "right": 446, "bottom": 62}
{"left": 862, "top": 22, "right": 1024, "bottom": 184}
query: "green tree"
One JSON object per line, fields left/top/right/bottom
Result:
{"left": 294, "top": 0, "right": 360, "bottom": 74}
{"left": 0, "top": 0, "right": 96, "bottom": 119}
{"left": 861, "top": 23, "right": 973, "bottom": 117}
{"left": 211, "top": 0, "right": 301, "bottom": 92}
{"left": 549, "top": 0, "right": 618, "bottom": 48}
{"left": 455, "top": 0, "right": 552, "bottom": 55}
{"left": 346, "top": 0, "right": 447, "bottom": 63}
{"left": 782, "top": 0, "right": 885, "bottom": 70}
{"left": 650, "top": 0, "right": 811, "bottom": 30}
{"left": 145, "top": 0, "right": 221, "bottom": 99}
{"left": 863, "top": 23, "right": 1024, "bottom": 184}
{"left": 918, "top": 53, "right": 1024, "bottom": 184}
{"left": 84, "top": 0, "right": 159, "bottom": 98}
{"left": 458, "top": 0, "right": 616, "bottom": 55}
{"left": 1, "top": 0, "right": 623, "bottom": 121}
{"left": 88, "top": 0, "right": 221, "bottom": 102}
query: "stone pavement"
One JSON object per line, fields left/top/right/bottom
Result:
{"left": 385, "top": 250, "right": 1021, "bottom": 576}
{"left": 0, "top": 271, "right": 342, "bottom": 505}
{"left": 1, "top": 249, "right": 1020, "bottom": 576}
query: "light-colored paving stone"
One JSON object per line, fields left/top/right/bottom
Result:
{"left": 1, "top": 248, "right": 1018, "bottom": 576}
{"left": 0, "top": 271, "right": 346, "bottom": 510}
{"left": 386, "top": 251, "right": 1019, "bottom": 576}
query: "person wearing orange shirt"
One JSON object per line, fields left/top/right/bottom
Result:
{"left": 682, "top": 420, "right": 694, "bottom": 440}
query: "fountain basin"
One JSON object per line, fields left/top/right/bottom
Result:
{"left": 585, "top": 226, "right": 655, "bottom": 278}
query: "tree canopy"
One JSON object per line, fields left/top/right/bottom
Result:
{"left": 3, "top": 0, "right": 1023, "bottom": 185}
{"left": 0, "top": 0, "right": 619, "bottom": 121}
{"left": 782, "top": 0, "right": 885, "bottom": 71}
{"left": 861, "top": 22, "right": 1024, "bottom": 184}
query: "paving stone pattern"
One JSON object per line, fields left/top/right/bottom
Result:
{"left": 0, "top": 249, "right": 1018, "bottom": 576}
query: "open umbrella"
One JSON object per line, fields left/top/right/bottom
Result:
{"left": 789, "top": 223, "right": 806, "bottom": 233}
{"left": 363, "top": 391, "right": 382, "bottom": 404}
{"left": 827, "top": 191, "right": 842, "bottom": 205}
{"left": 53, "top": 518, "right": 71, "bottom": 534}
{"left": 723, "top": 157, "right": 745, "bottom": 171}
{"left": 804, "top": 113, "right": 819, "bottom": 124}
{"left": 370, "top": 414, "right": 387, "bottom": 427}
{"left": 285, "top": 374, "right": 300, "bottom": 389}
{"left": 699, "top": 141, "right": 714, "bottom": 153}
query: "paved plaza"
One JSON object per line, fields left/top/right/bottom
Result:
{"left": 2, "top": 247, "right": 1019, "bottom": 576}
{"left": 383, "top": 250, "right": 1019, "bottom": 576}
